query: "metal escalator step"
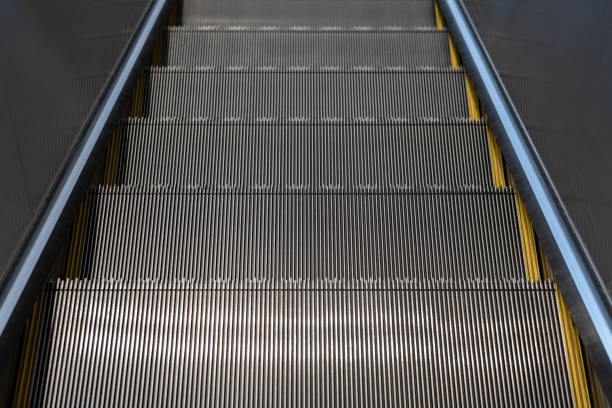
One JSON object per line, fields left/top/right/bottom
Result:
{"left": 181, "top": 0, "right": 435, "bottom": 27}
{"left": 163, "top": 27, "right": 451, "bottom": 68}
{"left": 26, "top": 279, "right": 572, "bottom": 407}
{"left": 76, "top": 188, "right": 524, "bottom": 280}
{"left": 114, "top": 120, "right": 493, "bottom": 187}
{"left": 142, "top": 68, "right": 470, "bottom": 120}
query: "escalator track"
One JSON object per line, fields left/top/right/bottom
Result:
{"left": 10, "top": 0, "right": 606, "bottom": 406}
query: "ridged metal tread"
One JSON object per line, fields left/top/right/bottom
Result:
{"left": 181, "top": 0, "right": 435, "bottom": 27}
{"left": 141, "top": 68, "right": 470, "bottom": 120}
{"left": 25, "top": 279, "right": 572, "bottom": 407}
{"left": 75, "top": 187, "right": 525, "bottom": 281}
{"left": 162, "top": 27, "right": 451, "bottom": 68}
{"left": 113, "top": 120, "right": 494, "bottom": 188}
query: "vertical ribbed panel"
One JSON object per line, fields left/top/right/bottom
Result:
{"left": 163, "top": 28, "right": 451, "bottom": 68}
{"left": 115, "top": 120, "right": 493, "bottom": 187}
{"left": 26, "top": 280, "right": 572, "bottom": 407}
{"left": 142, "top": 68, "right": 470, "bottom": 119}
{"left": 181, "top": 0, "right": 435, "bottom": 26}
{"left": 76, "top": 187, "right": 525, "bottom": 280}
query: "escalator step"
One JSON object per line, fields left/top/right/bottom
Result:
{"left": 141, "top": 68, "right": 470, "bottom": 120}
{"left": 26, "top": 279, "right": 572, "bottom": 407}
{"left": 113, "top": 120, "right": 493, "bottom": 187}
{"left": 75, "top": 187, "right": 525, "bottom": 281}
{"left": 181, "top": 0, "right": 435, "bottom": 27}
{"left": 163, "top": 27, "right": 451, "bottom": 68}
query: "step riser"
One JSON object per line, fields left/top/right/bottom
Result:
{"left": 164, "top": 30, "right": 451, "bottom": 67}
{"left": 142, "top": 70, "right": 469, "bottom": 119}
{"left": 76, "top": 190, "right": 524, "bottom": 280}
{"left": 115, "top": 122, "right": 493, "bottom": 187}
{"left": 181, "top": 0, "right": 435, "bottom": 27}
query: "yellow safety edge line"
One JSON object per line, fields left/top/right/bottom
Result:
{"left": 485, "top": 124, "right": 506, "bottom": 187}
{"left": 464, "top": 74, "right": 480, "bottom": 119}
{"left": 506, "top": 172, "right": 540, "bottom": 281}
{"left": 448, "top": 38, "right": 461, "bottom": 68}
{"left": 514, "top": 189, "right": 540, "bottom": 281}
{"left": 434, "top": 2, "right": 445, "bottom": 29}
{"left": 556, "top": 285, "right": 591, "bottom": 407}
{"left": 538, "top": 241, "right": 554, "bottom": 281}
{"left": 13, "top": 287, "right": 46, "bottom": 407}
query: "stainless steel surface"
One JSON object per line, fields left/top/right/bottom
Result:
{"left": 27, "top": 280, "right": 571, "bottom": 407}
{"left": 163, "top": 27, "right": 452, "bottom": 68}
{"left": 12, "top": 0, "right": 593, "bottom": 404}
{"left": 115, "top": 120, "right": 493, "bottom": 187}
{"left": 75, "top": 187, "right": 524, "bottom": 281}
{"left": 142, "top": 68, "right": 470, "bottom": 120}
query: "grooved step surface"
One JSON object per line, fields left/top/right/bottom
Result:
{"left": 16, "top": 0, "right": 583, "bottom": 403}
{"left": 76, "top": 188, "right": 525, "bottom": 281}
{"left": 163, "top": 28, "right": 451, "bottom": 68}
{"left": 25, "top": 280, "right": 572, "bottom": 407}
{"left": 142, "top": 68, "right": 470, "bottom": 120}
{"left": 114, "top": 120, "right": 494, "bottom": 187}
{"left": 181, "top": 0, "right": 435, "bottom": 26}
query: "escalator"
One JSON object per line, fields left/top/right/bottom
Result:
{"left": 10, "top": 0, "right": 606, "bottom": 406}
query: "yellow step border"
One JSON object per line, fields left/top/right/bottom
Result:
{"left": 514, "top": 189, "right": 541, "bottom": 281}
{"left": 556, "top": 285, "right": 591, "bottom": 407}
{"left": 485, "top": 124, "right": 506, "bottom": 187}
{"left": 538, "top": 240, "right": 554, "bottom": 281}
